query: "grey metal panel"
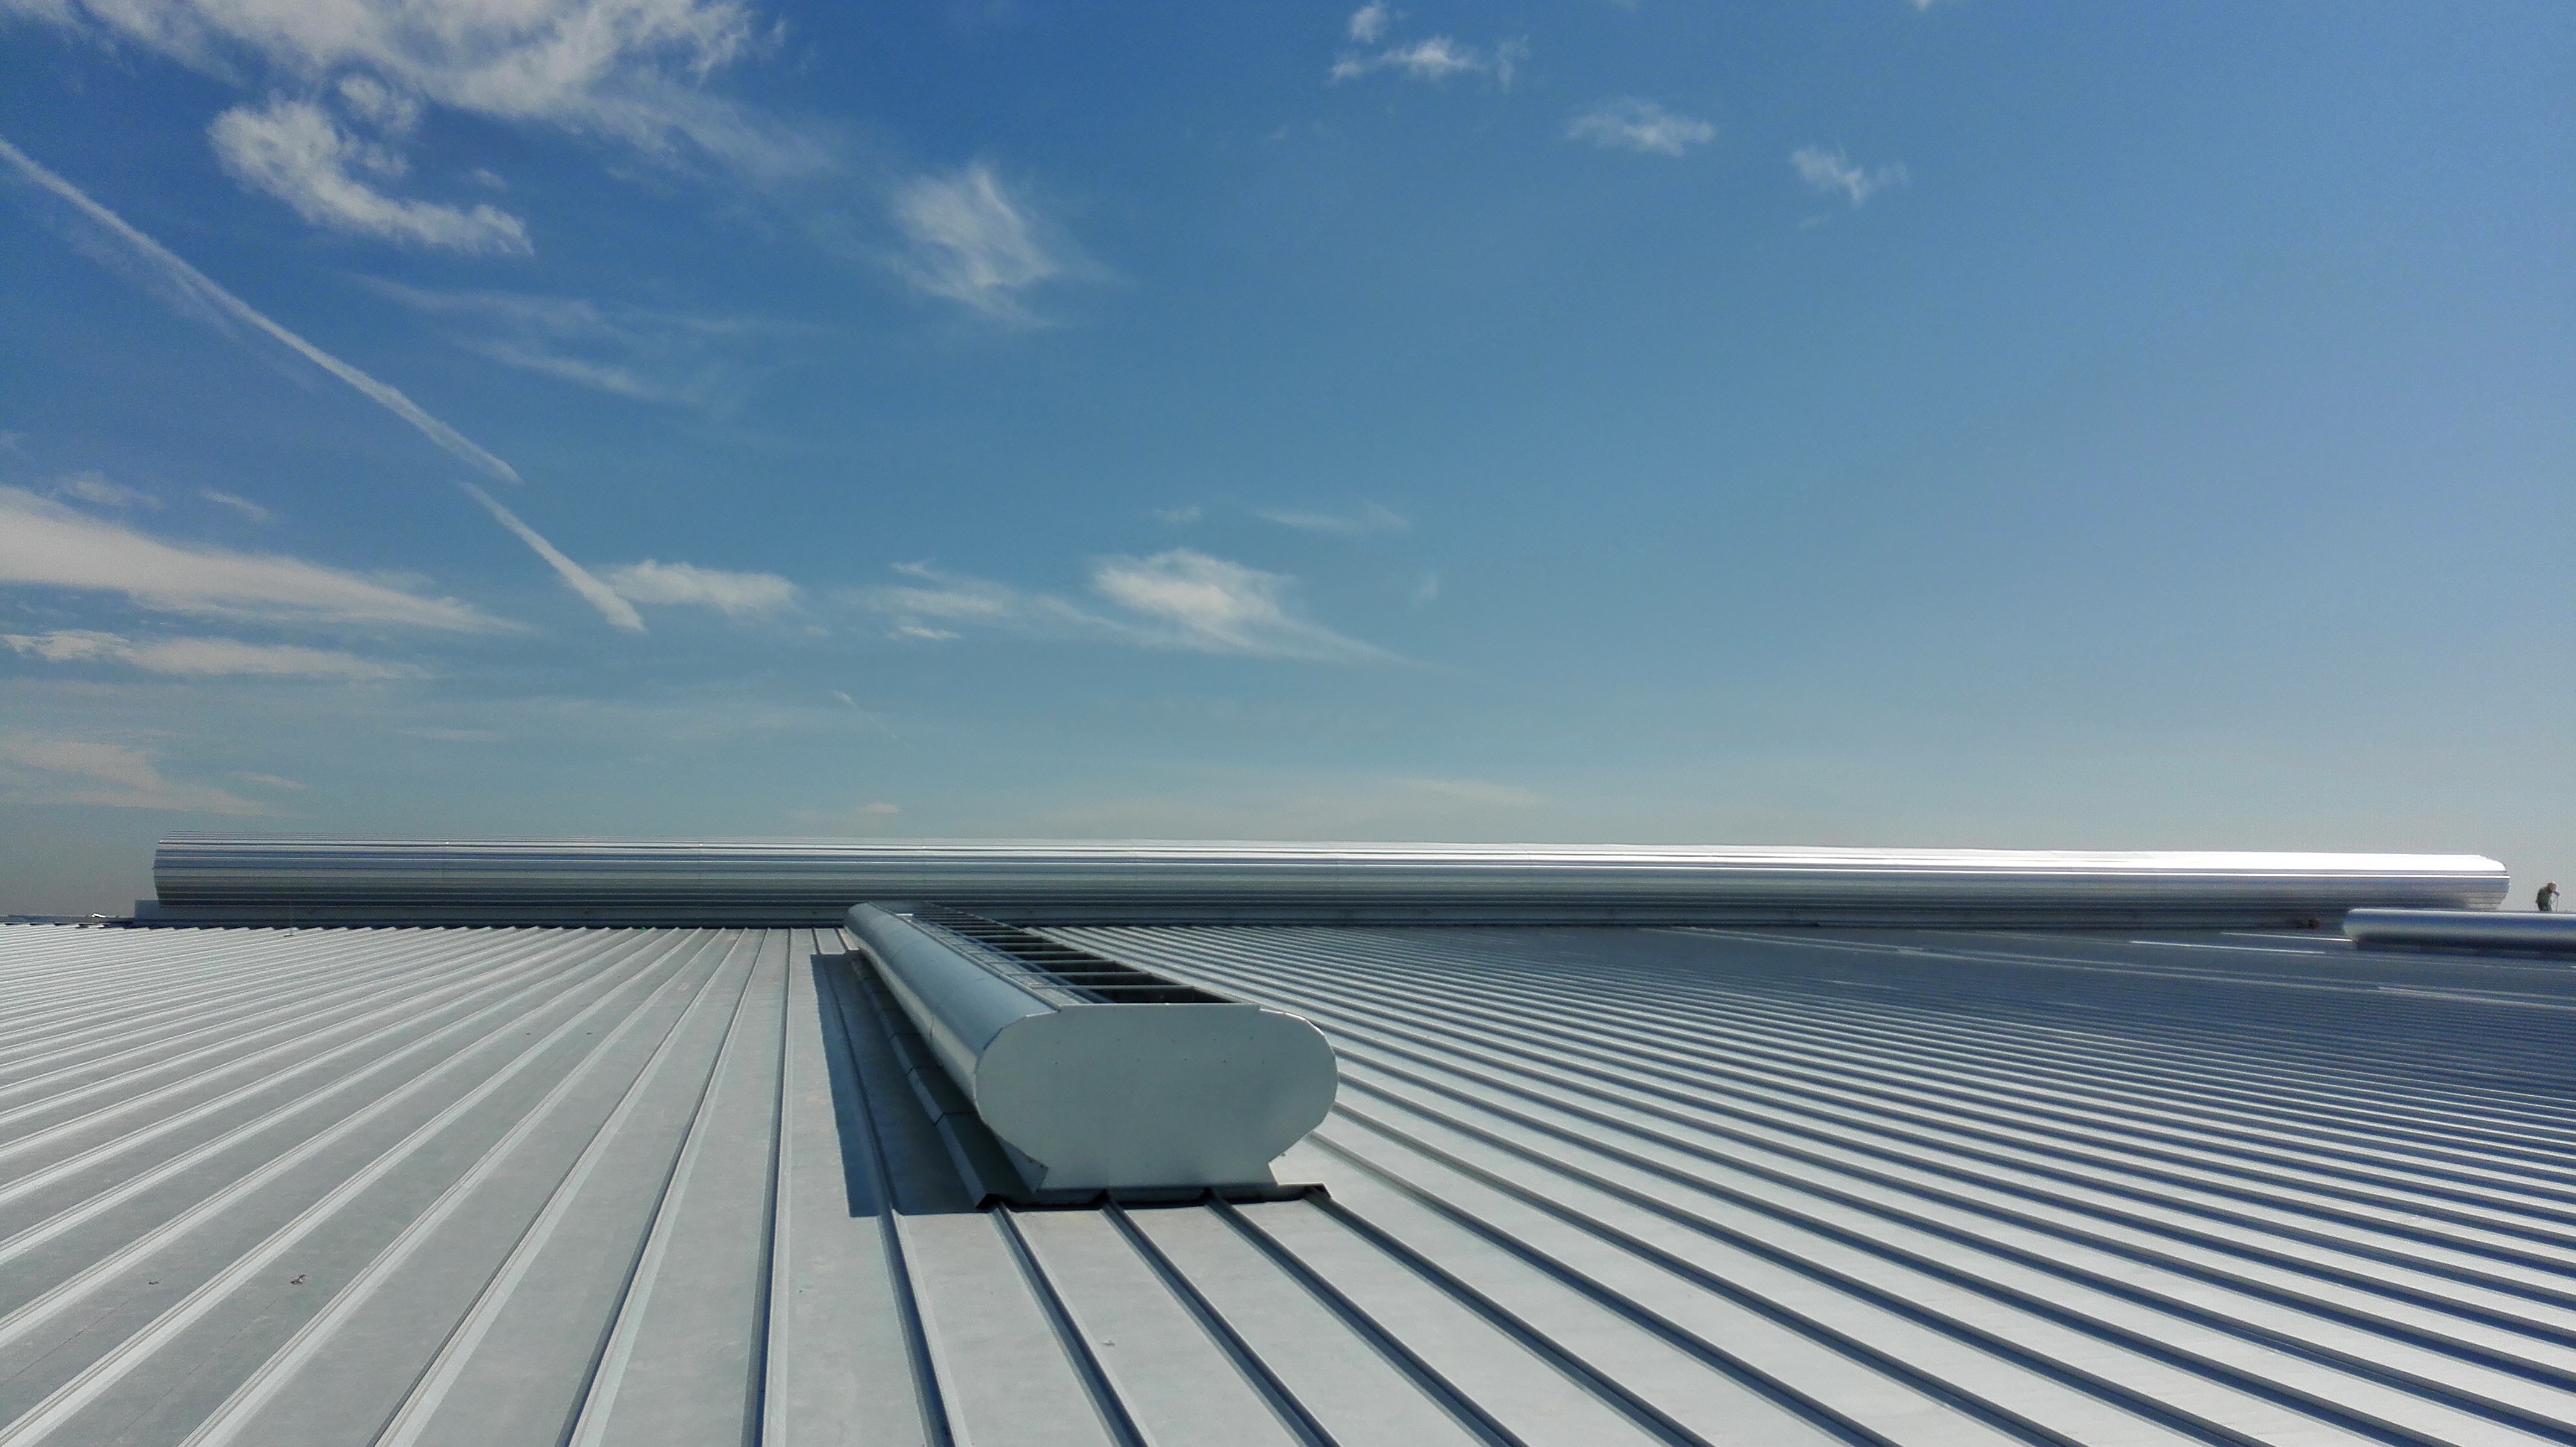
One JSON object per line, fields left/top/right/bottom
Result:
{"left": 0, "top": 929, "right": 715, "bottom": 1437}
{"left": 2346, "top": 908, "right": 2576, "bottom": 953}
{"left": 385, "top": 933, "right": 774, "bottom": 1447}
{"left": 150, "top": 836, "right": 2508, "bottom": 927}
{"left": 764, "top": 929, "right": 938, "bottom": 1447}
{"left": 12, "top": 919, "right": 2576, "bottom": 1446}
{"left": 1055, "top": 922, "right": 2576, "bottom": 1447}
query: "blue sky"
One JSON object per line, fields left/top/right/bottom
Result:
{"left": 1, "top": 1, "right": 2569, "bottom": 914}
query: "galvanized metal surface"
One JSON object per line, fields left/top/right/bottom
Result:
{"left": 7, "top": 919, "right": 2576, "bottom": 1446}
{"left": 2346, "top": 908, "right": 2576, "bottom": 954}
{"left": 150, "top": 836, "right": 2509, "bottom": 927}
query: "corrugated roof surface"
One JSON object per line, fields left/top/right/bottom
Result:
{"left": 7, "top": 919, "right": 2576, "bottom": 1446}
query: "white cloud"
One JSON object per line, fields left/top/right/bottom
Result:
{"left": 1089, "top": 550, "right": 1396, "bottom": 662}
{"left": 21, "top": 0, "right": 770, "bottom": 158}
{"left": 0, "top": 736, "right": 276, "bottom": 815}
{"left": 604, "top": 559, "right": 797, "bottom": 618}
{"left": 235, "top": 771, "right": 309, "bottom": 790}
{"left": 1152, "top": 505, "right": 1203, "bottom": 525}
{"left": 335, "top": 74, "right": 421, "bottom": 134}
{"left": 56, "top": 472, "right": 159, "bottom": 509}
{"left": 0, "top": 487, "right": 507, "bottom": 631}
{"left": 1411, "top": 570, "right": 1440, "bottom": 605}
{"left": 1257, "top": 503, "right": 1410, "bottom": 536}
{"left": 4, "top": 629, "right": 421, "bottom": 680}
{"left": 1791, "top": 145, "right": 1908, "bottom": 208}
{"left": 1329, "top": 9, "right": 1525, "bottom": 90}
{"left": 1568, "top": 98, "right": 1714, "bottom": 157}
{"left": 860, "top": 551, "right": 1394, "bottom": 663}
{"left": 211, "top": 97, "right": 530, "bottom": 253}
{"left": 199, "top": 490, "right": 274, "bottom": 523}
{"left": 21, "top": 0, "right": 819, "bottom": 268}
{"left": 1331, "top": 35, "right": 1525, "bottom": 87}
{"left": 889, "top": 162, "right": 1071, "bottom": 323}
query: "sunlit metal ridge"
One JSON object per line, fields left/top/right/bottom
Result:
{"left": 150, "top": 835, "right": 2508, "bottom": 927}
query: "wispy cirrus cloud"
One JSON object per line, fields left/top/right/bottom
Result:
{"left": 0, "top": 137, "right": 518, "bottom": 484}
{"left": 4, "top": 629, "right": 422, "bottom": 680}
{"left": 1092, "top": 550, "right": 1396, "bottom": 661}
{"left": 367, "top": 281, "right": 791, "bottom": 408}
{"left": 0, "top": 487, "right": 506, "bottom": 631}
{"left": 200, "top": 490, "right": 274, "bottom": 523}
{"left": 0, "top": 736, "right": 277, "bottom": 815}
{"left": 604, "top": 559, "right": 798, "bottom": 618}
{"left": 887, "top": 162, "right": 1079, "bottom": 324}
{"left": 861, "top": 550, "right": 1394, "bottom": 662}
{"left": 1791, "top": 145, "right": 1908, "bottom": 208}
{"left": 455, "top": 481, "right": 647, "bottom": 631}
{"left": 54, "top": 472, "right": 159, "bottom": 509}
{"left": 863, "top": 562, "right": 1115, "bottom": 643}
{"left": 1568, "top": 98, "right": 1714, "bottom": 157}
{"left": 211, "top": 97, "right": 530, "bottom": 253}
{"left": 1257, "top": 503, "right": 1411, "bottom": 536}
{"left": 1330, "top": 6, "right": 1524, "bottom": 88}
{"left": 0, "top": 138, "right": 644, "bottom": 631}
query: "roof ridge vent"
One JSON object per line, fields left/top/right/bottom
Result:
{"left": 846, "top": 903, "right": 1338, "bottom": 1197}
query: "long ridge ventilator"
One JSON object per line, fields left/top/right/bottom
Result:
{"left": 846, "top": 903, "right": 1338, "bottom": 1198}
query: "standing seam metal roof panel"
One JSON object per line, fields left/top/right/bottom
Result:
{"left": 7, "top": 921, "right": 2576, "bottom": 1445}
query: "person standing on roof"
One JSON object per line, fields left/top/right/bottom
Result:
{"left": 2541, "top": 881, "right": 2561, "bottom": 912}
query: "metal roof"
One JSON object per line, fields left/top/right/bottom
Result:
{"left": 7, "top": 919, "right": 2576, "bottom": 1445}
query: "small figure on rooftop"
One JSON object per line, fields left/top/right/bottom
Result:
{"left": 2540, "top": 881, "right": 2560, "bottom": 912}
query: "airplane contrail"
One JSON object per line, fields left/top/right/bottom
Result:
{"left": 0, "top": 134, "right": 645, "bottom": 633}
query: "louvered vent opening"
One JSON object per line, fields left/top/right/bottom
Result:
{"left": 910, "top": 905, "right": 1229, "bottom": 1003}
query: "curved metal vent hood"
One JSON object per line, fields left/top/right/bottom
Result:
{"left": 846, "top": 903, "right": 1338, "bottom": 1196}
